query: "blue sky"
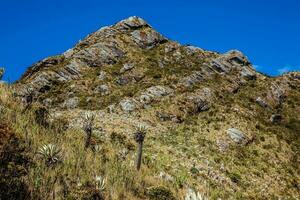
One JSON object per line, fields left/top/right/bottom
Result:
{"left": 1, "top": 0, "right": 299, "bottom": 82}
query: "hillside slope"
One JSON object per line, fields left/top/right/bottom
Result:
{"left": 1, "top": 16, "right": 299, "bottom": 199}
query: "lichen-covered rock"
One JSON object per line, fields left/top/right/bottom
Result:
{"left": 73, "top": 42, "right": 124, "bottom": 67}
{"left": 116, "top": 76, "right": 130, "bottom": 85}
{"left": 98, "top": 71, "right": 107, "bottom": 80}
{"left": 119, "top": 99, "right": 137, "bottom": 112}
{"left": 266, "top": 83, "right": 286, "bottom": 107}
{"left": 131, "top": 29, "right": 167, "bottom": 49}
{"left": 164, "top": 42, "right": 180, "bottom": 53}
{"left": 120, "top": 63, "right": 135, "bottom": 73}
{"left": 63, "top": 97, "right": 79, "bottom": 109}
{"left": 185, "top": 88, "right": 213, "bottom": 114}
{"left": 256, "top": 97, "right": 268, "bottom": 108}
{"left": 115, "top": 16, "right": 148, "bottom": 30}
{"left": 94, "top": 84, "right": 110, "bottom": 95}
{"left": 139, "top": 86, "right": 173, "bottom": 105}
{"left": 211, "top": 50, "right": 256, "bottom": 79}
{"left": 184, "top": 45, "right": 204, "bottom": 55}
{"left": 181, "top": 71, "right": 204, "bottom": 87}
{"left": 226, "top": 128, "right": 248, "bottom": 144}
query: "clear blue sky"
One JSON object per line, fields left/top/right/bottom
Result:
{"left": 1, "top": 0, "right": 300, "bottom": 82}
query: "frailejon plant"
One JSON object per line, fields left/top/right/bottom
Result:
{"left": 184, "top": 189, "right": 208, "bottom": 200}
{"left": 38, "top": 144, "right": 62, "bottom": 166}
{"left": 83, "top": 113, "right": 95, "bottom": 149}
{"left": 134, "top": 124, "right": 147, "bottom": 171}
{"left": 95, "top": 175, "right": 106, "bottom": 191}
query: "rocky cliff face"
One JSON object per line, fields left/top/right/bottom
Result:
{"left": 13, "top": 16, "right": 300, "bottom": 199}
{"left": 18, "top": 17, "right": 258, "bottom": 111}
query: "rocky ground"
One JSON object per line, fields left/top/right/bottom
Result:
{"left": 0, "top": 16, "right": 299, "bottom": 199}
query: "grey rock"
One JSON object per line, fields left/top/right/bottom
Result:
{"left": 140, "top": 94, "right": 152, "bottom": 105}
{"left": 240, "top": 67, "right": 256, "bottom": 80}
{"left": 256, "top": 97, "right": 268, "bottom": 108}
{"left": 164, "top": 42, "right": 180, "bottom": 53}
{"left": 139, "top": 85, "right": 173, "bottom": 105}
{"left": 98, "top": 71, "right": 107, "bottom": 80}
{"left": 182, "top": 71, "right": 204, "bottom": 87}
{"left": 120, "top": 63, "right": 135, "bottom": 73}
{"left": 73, "top": 42, "right": 124, "bottom": 67}
{"left": 145, "top": 85, "right": 173, "bottom": 97}
{"left": 186, "top": 88, "right": 213, "bottom": 114}
{"left": 267, "top": 83, "right": 285, "bottom": 105}
{"left": 210, "top": 50, "right": 256, "bottom": 80}
{"left": 226, "top": 128, "right": 247, "bottom": 144}
{"left": 19, "top": 58, "right": 85, "bottom": 97}
{"left": 131, "top": 29, "right": 166, "bottom": 49}
{"left": 116, "top": 76, "right": 130, "bottom": 85}
{"left": 63, "top": 97, "right": 79, "bottom": 109}
{"left": 119, "top": 99, "right": 137, "bottom": 112}
{"left": 116, "top": 16, "right": 148, "bottom": 30}
{"left": 95, "top": 84, "right": 110, "bottom": 95}
{"left": 185, "top": 45, "right": 204, "bottom": 55}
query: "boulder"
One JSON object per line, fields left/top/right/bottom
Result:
{"left": 182, "top": 71, "right": 204, "bottom": 87}
{"left": 98, "top": 71, "right": 107, "bottom": 80}
{"left": 210, "top": 50, "right": 256, "bottom": 80}
{"left": 267, "top": 83, "right": 286, "bottom": 106}
{"left": 139, "top": 86, "right": 173, "bottom": 105}
{"left": 116, "top": 16, "right": 148, "bottom": 30}
{"left": 131, "top": 29, "right": 166, "bottom": 49}
{"left": 226, "top": 128, "right": 247, "bottom": 144}
{"left": 119, "top": 99, "right": 137, "bottom": 112}
{"left": 256, "top": 97, "right": 268, "bottom": 108}
{"left": 120, "top": 63, "right": 135, "bottom": 73}
{"left": 185, "top": 88, "right": 213, "bottom": 114}
{"left": 73, "top": 42, "right": 124, "bottom": 67}
{"left": 184, "top": 45, "right": 204, "bottom": 55}
{"left": 164, "top": 42, "right": 180, "bottom": 53}
{"left": 95, "top": 84, "right": 110, "bottom": 95}
{"left": 116, "top": 76, "right": 130, "bottom": 85}
{"left": 63, "top": 97, "right": 79, "bottom": 109}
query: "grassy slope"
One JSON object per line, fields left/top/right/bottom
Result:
{"left": 1, "top": 66, "right": 300, "bottom": 200}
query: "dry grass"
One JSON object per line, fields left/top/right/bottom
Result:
{"left": 0, "top": 71, "right": 299, "bottom": 200}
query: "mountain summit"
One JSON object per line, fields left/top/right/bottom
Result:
{"left": 1, "top": 17, "right": 299, "bottom": 199}
{"left": 19, "top": 16, "right": 257, "bottom": 111}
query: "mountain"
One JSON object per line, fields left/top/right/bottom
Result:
{"left": 1, "top": 16, "right": 299, "bottom": 199}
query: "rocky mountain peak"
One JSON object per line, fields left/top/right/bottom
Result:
{"left": 2, "top": 16, "right": 299, "bottom": 199}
